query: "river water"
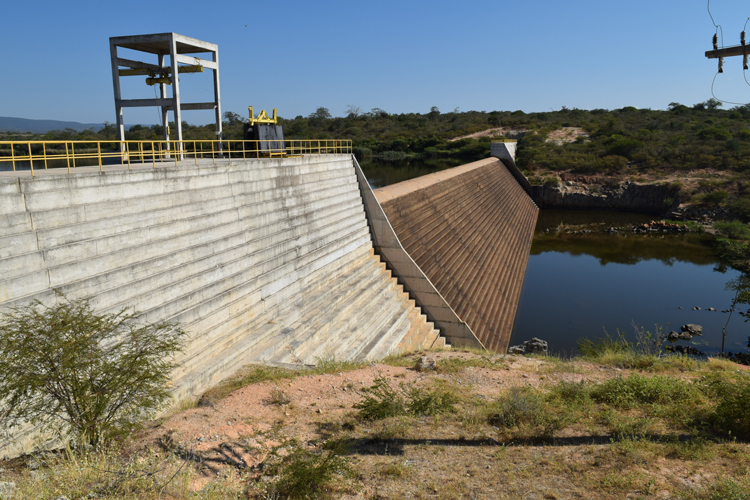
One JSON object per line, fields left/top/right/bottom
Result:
{"left": 361, "top": 157, "right": 749, "bottom": 357}
{"left": 509, "top": 210, "right": 748, "bottom": 357}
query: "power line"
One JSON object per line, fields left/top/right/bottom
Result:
{"left": 711, "top": 72, "right": 749, "bottom": 106}
{"left": 708, "top": 0, "right": 725, "bottom": 47}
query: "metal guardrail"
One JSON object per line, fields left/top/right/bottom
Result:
{"left": 0, "top": 139, "right": 352, "bottom": 176}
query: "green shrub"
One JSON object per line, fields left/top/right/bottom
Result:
{"left": 697, "top": 127, "right": 732, "bottom": 141}
{"left": 543, "top": 176, "right": 560, "bottom": 187}
{"left": 577, "top": 331, "right": 632, "bottom": 358}
{"left": 548, "top": 380, "right": 592, "bottom": 405}
{"left": 354, "top": 377, "right": 459, "bottom": 420}
{"left": 694, "top": 190, "right": 729, "bottom": 206}
{"left": 487, "top": 386, "right": 544, "bottom": 428}
{"left": 591, "top": 374, "right": 699, "bottom": 409}
{"left": 405, "top": 380, "right": 459, "bottom": 416}
{"left": 599, "top": 408, "right": 657, "bottom": 440}
{"left": 715, "top": 220, "right": 750, "bottom": 240}
{"left": 701, "top": 377, "right": 750, "bottom": 439}
{"left": 269, "top": 440, "right": 353, "bottom": 500}
{"left": 0, "top": 294, "right": 186, "bottom": 448}
{"left": 729, "top": 197, "right": 750, "bottom": 221}
{"left": 354, "top": 376, "right": 406, "bottom": 420}
{"left": 487, "top": 386, "right": 576, "bottom": 438}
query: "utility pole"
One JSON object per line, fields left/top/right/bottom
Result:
{"left": 705, "top": 32, "right": 750, "bottom": 71}
{"left": 705, "top": 24, "right": 748, "bottom": 355}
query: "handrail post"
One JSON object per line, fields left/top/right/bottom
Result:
{"left": 151, "top": 142, "right": 155, "bottom": 168}
{"left": 71, "top": 143, "right": 76, "bottom": 169}
{"left": 43, "top": 143, "right": 48, "bottom": 170}
{"left": 97, "top": 142, "right": 103, "bottom": 172}
{"left": 10, "top": 142, "right": 16, "bottom": 172}
{"left": 27, "top": 143, "right": 34, "bottom": 177}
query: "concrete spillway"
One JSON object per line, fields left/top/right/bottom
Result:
{"left": 375, "top": 158, "right": 539, "bottom": 352}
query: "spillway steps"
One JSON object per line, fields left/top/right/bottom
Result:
{"left": 375, "top": 158, "right": 539, "bottom": 352}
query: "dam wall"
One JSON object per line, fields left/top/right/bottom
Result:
{"left": 375, "top": 158, "right": 539, "bottom": 352}
{"left": 0, "top": 155, "right": 444, "bottom": 456}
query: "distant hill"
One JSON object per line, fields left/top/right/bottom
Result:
{"left": 0, "top": 117, "right": 105, "bottom": 134}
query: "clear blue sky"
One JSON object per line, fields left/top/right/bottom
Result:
{"left": 2, "top": 0, "right": 750, "bottom": 125}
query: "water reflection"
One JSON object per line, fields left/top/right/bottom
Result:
{"left": 511, "top": 210, "right": 749, "bottom": 357}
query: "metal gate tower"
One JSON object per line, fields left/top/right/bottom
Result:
{"left": 109, "top": 33, "right": 222, "bottom": 153}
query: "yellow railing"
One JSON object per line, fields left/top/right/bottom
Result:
{"left": 0, "top": 139, "right": 353, "bottom": 176}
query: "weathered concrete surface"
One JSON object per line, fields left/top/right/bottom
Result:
{"left": 375, "top": 158, "right": 539, "bottom": 352}
{"left": 0, "top": 155, "right": 443, "bottom": 457}
{"left": 351, "top": 157, "right": 482, "bottom": 348}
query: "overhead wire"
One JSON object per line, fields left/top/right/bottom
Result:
{"left": 708, "top": 0, "right": 725, "bottom": 47}
{"left": 711, "top": 72, "right": 749, "bottom": 105}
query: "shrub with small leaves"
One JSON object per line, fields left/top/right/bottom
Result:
{"left": 269, "top": 440, "right": 353, "bottom": 500}
{"left": 0, "top": 293, "right": 186, "bottom": 448}
{"left": 354, "top": 376, "right": 459, "bottom": 421}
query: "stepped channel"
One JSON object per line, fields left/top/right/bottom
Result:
{"left": 375, "top": 157, "right": 539, "bottom": 352}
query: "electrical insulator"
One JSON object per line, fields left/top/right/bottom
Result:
{"left": 743, "top": 31, "right": 747, "bottom": 45}
{"left": 713, "top": 33, "right": 719, "bottom": 50}
{"left": 744, "top": 54, "right": 749, "bottom": 70}
{"left": 719, "top": 57, "right": 725, "bottom": 73}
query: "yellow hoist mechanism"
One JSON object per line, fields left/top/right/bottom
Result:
{"left": 118, "top": 65, "right": 204, "bottom": 86}
{"left": 248, "top": 106, "right": 278, "bottom": 125}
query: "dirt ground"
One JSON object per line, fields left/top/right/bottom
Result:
{"left": 128, "top": 351, "right": 750, "bottom": 499}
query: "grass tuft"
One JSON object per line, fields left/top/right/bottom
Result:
{"left": 267, "top": 439, "right": 353, "bottom": 500}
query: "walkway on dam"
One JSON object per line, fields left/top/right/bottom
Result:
{"left": 374, "top": 158, "right": 539, "bottom": 352}
{"left": 0, "top": 156, "right": 298, "bottom": 178}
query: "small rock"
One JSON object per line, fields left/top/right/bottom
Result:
{"left": 197, "top": 394, "right": 215, "bottom": 408}
{"left": 693, "top": 307, "right": 701, "bottom": 310}
{"left": 415, "top": 356, "right": 436, "bottom": 372}
{"left": 678, "top": 307, "right": 683, "bottom": 309}
{"left": 681, "top": 324, "right": 703, "bottom": 336}
{"left": 522, "top": 374, "right": 530, "bottom": 378}
{"left": 507, "top": 337, "right": 548, "bottom": 355}
{"left": 708, "top": 307, "right": 716, "bottom": 312}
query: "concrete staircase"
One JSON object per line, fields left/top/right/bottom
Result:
{"left": 0, "top": 156, "right": 445, "bottom": 405}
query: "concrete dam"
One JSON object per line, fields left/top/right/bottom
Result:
{"left": 0, "top": 147, "right": 537, "bottom": 455}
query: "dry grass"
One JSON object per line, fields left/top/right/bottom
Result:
{"left": 4, "top": 351, "right": 750, "bottom": 499}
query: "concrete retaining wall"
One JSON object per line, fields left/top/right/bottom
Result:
{"left": 0, "top": 155, "right": 442, "bottom": 457}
